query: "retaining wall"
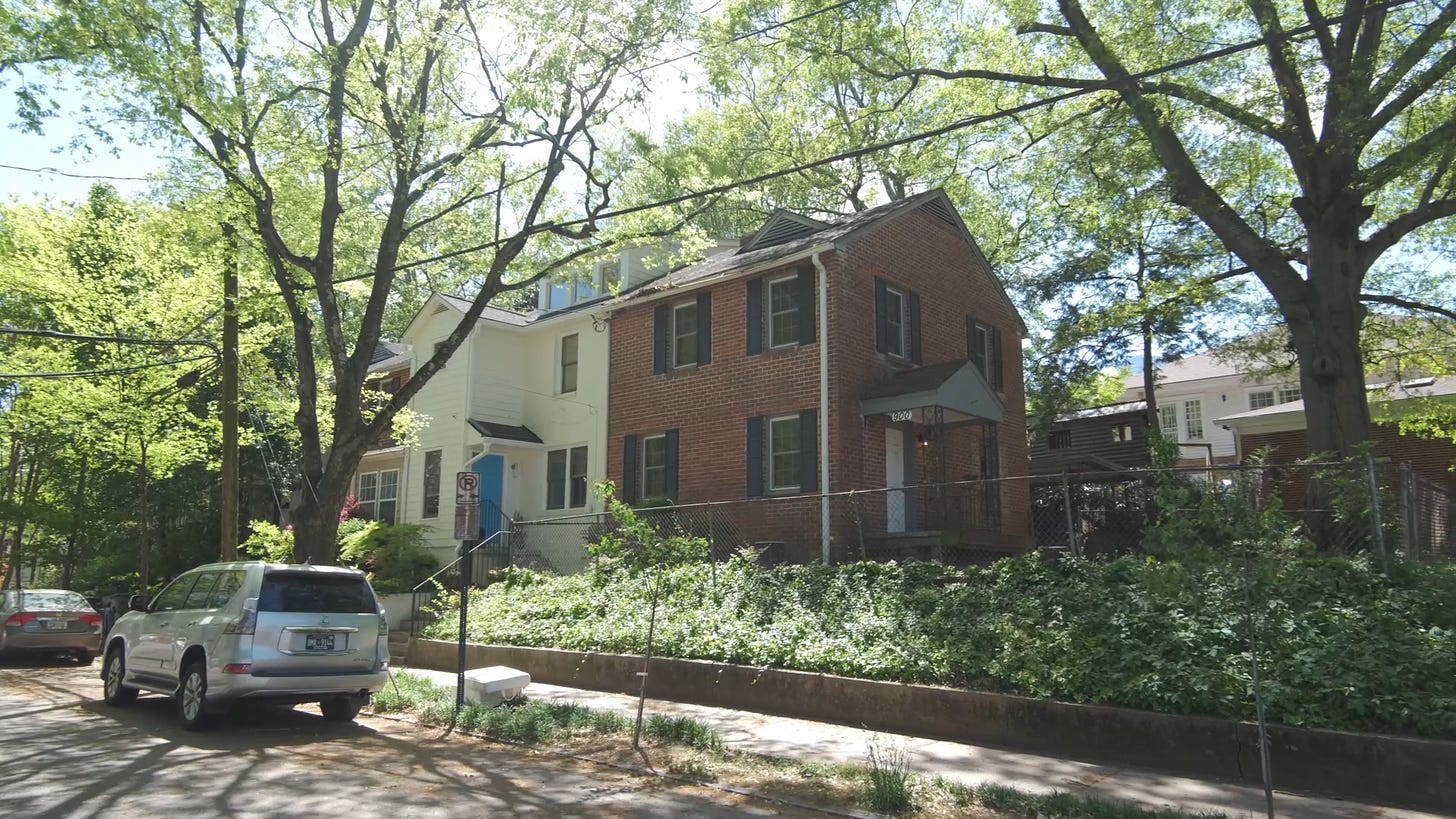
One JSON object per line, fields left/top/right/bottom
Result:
{"left": 408, "top": 639, "right": 1454, "bottom": 814}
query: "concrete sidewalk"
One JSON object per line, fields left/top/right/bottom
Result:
{"left": 400, "top": 668, "right": 1446, "bottom": 819}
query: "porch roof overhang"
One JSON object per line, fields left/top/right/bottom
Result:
{"left": 467, "top": 418, "right": 544, "bottom": 446}
{"left": 859, "top": 359, "right": 1003, "bottom": 423}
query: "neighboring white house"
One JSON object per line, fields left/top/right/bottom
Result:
{"left": 354, "top": 242, "right": 735, "bottom": 568}
{"left": 1118, "top": 350, "right": 1303, "bottom": 465}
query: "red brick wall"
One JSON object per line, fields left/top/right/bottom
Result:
{"left": 607, "top": 205, "right": 1030, "bottom": 558}
{"left": 1241, "top": 425, "right": 1456, "bottom": 492}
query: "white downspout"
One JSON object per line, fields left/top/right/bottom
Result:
{"left": 813, "top": 252, "right": 830, "bottom": 565}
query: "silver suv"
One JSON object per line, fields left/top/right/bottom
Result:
{"left": 101, "top": 561, "right": 389, "bottom": 730}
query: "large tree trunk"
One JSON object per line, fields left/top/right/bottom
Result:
{"left": 288, "top": 433, "right": 368, "bottom": 565}
{"left": 1282, "top": 212, "right": 1374, "bottom": 458}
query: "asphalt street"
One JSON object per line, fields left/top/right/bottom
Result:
{"left": 0, "top": 658, "right": 824, "bottom": 819}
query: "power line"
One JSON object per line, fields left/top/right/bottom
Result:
{"left": 0, "top": 327, "right": 220, "bottom": 355}
{"left": 0, "top": 162, "right": 156, "bottom": 183}
{"left": 642, "top": 0, "right": 860, "bottom": 73}
{"left": 395, "top": 0, "right": 1419, "bottom": 274}
{"left": 0, "top": 354, "right": 215, "bottom": 380}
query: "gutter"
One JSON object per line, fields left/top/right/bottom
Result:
{"left": 813, "top": 252, "right": 831, "bottom": 565}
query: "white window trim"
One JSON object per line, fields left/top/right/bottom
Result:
{"left": 767, "top": 414, "right": 801, "bottom": 493}
{"left": 1157, "top": 404, "right": 1179, "bottom": 439}
{"left": 767, "top": 274, "right": 800, "bottom": 350}
{"left": 671, "top": 301, "right": 698, "bottom": 369}
{"left": 356, "top": 468, "right": 399, "bottom": 523}
{"left": 641, "top": 434, "right": 668, "bottom": 499}
{"left": 1183, "top": 400, "right": 1205, "bottom": 441}
{"left": 883, "top": 286, "right": 907, "bottom": 359}
{"left": 1248, "top": 389, "right": 1276, "bottom": 410}
{"left": 1278, "top": 385, "right": 1302, "bottom": 404}
{"left": 546, "top": 445, "right": 589, "bottom": 510}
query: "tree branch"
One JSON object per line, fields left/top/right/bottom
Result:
{"left": 1359, "top": 293, "right": 1456, "bottom": 321}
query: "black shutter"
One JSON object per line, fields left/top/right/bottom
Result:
{"left": 874, "top": 277, "right": 888, "bottom": 353}
{"left": 796, "top": 265, "right": 816, "bottom": 345}
{"left": 799, "top": 408, "right": 818, "bottom": 493}
{"left": 990, "top": 326, "right": 1004, "bottom": 390}
{"left": 696, "top": 292, "right": 712, "bottom": 365}
{"left": 664, "top": 428, "right": 680, "bottom": 500}
{"left": 652, "top": 305, "right": 669, "bottom": 374}
{"left": 746, "top": 278, "right": 763, "bottom": 355}
{"left": 622, "top": 434, "right": 639, "bottom": 504}
{"left": 907, "top": 290, "right": 922, "bottom": 365}
{"left": 745, "top": 416, "right": 765, "bottom": 497}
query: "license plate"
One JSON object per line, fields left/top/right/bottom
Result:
{"left": 44, "top": 619, "right": 68, "bottom": 631}
{"left": 305, "top": 633, "right": 336, "bottom": 651}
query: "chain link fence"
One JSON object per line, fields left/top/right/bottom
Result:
{"left": 509, "top": 460, "right": 1452, "bottom": 574}
{"left": 1032, "top": 461, "right": 1453, "bottom": 562}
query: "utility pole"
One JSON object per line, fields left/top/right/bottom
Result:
{"left": 220, "top": 223, "right": 240, "bottom": 559}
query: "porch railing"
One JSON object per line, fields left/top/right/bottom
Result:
{"left": 408, "top": 500, "right": 512, "bottom": 638}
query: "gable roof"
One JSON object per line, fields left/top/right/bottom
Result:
{"left": 739, "top": 210, "right": 830, "bottom": 253}
{"left": 614, "top": 189, "right": 1027, "bottom": 335}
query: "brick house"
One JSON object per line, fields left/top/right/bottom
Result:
{"left": 604, "top": 189, "right": 1030, "bottom": 562}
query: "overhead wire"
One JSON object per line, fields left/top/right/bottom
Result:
{"left": 393, "top": 0, "right": 1422, "bottom": 274}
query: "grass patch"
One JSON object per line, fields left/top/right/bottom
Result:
{"left": 865, "top": 736, "right": 912, "bottom": 814}
{"left": 373, "top": 670, "right": 713, "bottom": 748}
{"left": 372, "top": 671, "right": 1225, "bottom": 819}
{"left": 645, "top": 714, "right": 724, "bottom": 752}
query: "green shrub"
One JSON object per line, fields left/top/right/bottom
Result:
{"left": 421, "top": 553, "right": 1456, "bottom": 738}
{"left": 339, "top": 521, "right": 439, "bottom": 594}
{"left": 241, "top": 520, "right": 295, "bottom": 562}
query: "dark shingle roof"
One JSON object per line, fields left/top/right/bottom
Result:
{"left": 618, "top": 190, "right": 950, "bottom": 301}
{"left": 466, "top": 419, "right": 543, "bottom": 444}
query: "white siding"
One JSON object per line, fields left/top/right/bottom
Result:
{"left": 387, "top": 296, "right": 611, "bottom": 567}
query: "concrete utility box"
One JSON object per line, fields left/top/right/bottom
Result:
{"left": 463, "top": 665, "right": 531, "bottom": 706}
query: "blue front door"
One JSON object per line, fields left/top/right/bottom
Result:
{"left": 472, "top": 455, "right": 504, "bottom": 542}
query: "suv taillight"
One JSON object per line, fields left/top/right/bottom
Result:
{"left": 378, "top": 612, "right": 389, "bottom": 637}
{"left": 223, "top": 597, "right": 258, "bottom": 635}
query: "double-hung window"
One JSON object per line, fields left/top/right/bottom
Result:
{"left": 422, "top": 450, "right": 442, "bottom": 518}
{"left": 672, "top": 302, "right": 698, "bottom": 368}
{"left": 560, "top": 333, "right": 579, "bottom": 394}
{"left": 768, "top": 415, "right": 801, "bottom": 491}
{"left": 768, "top": 276, "right": 801, "bottom": 349}
{"left": 356, "top": 469, "right": 399, "bottom": 524}
{"left": 882, "top": 287, "right": 905, "bottom": 358}
{"left": 1278, "top": 385, "right": 1301, "bottom": 403}
{"left": 641, "top": 435, "right": 668, "bottom": 499}
{"left": 546, "top": 445, "right": 589, "bottom": 510}
{"left": 1249, "top": 389, "right": 1276, "bottom": 410}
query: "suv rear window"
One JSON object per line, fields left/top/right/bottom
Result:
{"left": 258, "top": 573, "right": 376, "bottom": 614}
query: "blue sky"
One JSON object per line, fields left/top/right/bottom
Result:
{"left": 0, "top": 86, "right": 162, "bottom": 203}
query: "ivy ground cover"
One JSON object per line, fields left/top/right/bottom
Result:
{"left": 423, "top": 554, "right": 1456, "bottom": 738}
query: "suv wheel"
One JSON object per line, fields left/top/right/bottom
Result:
{"left": 101, "top": 648, "right": 138, "bottom": 706}
{"left": 319, "top": 694, "right": 364, "bottom": 723}
{"left": 177, "top": 661, "right": 215, "bottom": 730}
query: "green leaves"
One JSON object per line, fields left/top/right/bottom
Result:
{"left": 425, "top": 553, "right": 1456, "bottom": 738}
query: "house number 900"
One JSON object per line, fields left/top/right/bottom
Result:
{"left": 889, "top": 410, "right": 913, "bottom": 422}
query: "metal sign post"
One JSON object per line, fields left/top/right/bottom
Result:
{"left": 454, "top": 471, "right": 480, "bottom": 713}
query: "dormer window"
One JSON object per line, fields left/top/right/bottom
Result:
{"left": 541, "top": 259, "right": 620, "bottom": 312}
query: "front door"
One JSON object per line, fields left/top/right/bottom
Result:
{"left": 473, "top": 454, "right": 505, "bottom": 542}
{"left": 885, "top": 428, "right": 906, "bottom": 533}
